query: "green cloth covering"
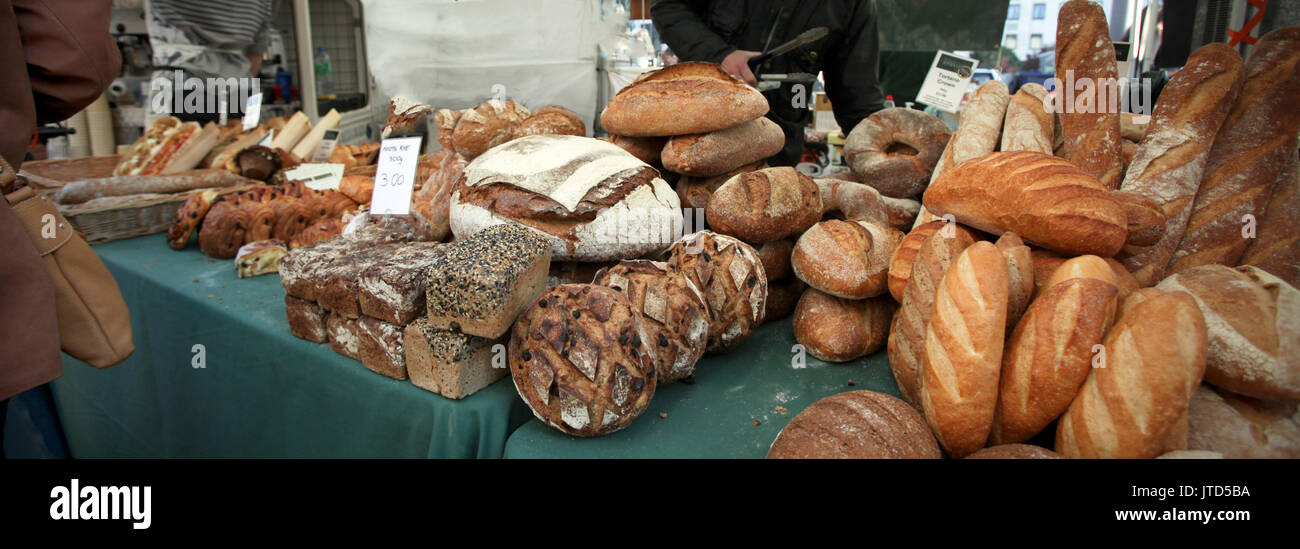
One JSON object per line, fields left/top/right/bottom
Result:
{"left": 50, "top": 234, "right": 532, "bottom": 458}
{"left": 503, "top": 318, "right": 902, "bottom": 459}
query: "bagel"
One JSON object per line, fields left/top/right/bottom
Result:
{"left": 844, "top": 108, "right": 952, "bottom": 198}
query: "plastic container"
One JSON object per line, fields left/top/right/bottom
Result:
{"left": 313, "top": 46, "right": 334, "bottom": 96}
{"left": 883, "top": 94, "right": 895, "bottom": 108}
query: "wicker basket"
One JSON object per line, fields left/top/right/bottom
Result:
{"left": 19, "top": 155, "right": 122, "bottom": 189}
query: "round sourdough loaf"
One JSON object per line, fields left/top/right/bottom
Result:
{"left": 661, "top": 116, "right": 785, "bottom": 177}
{"left": 792, "top": 289, "right": 895, "bottom": 362}
{"left": 600, "top": 62, "right": 769, "bottom": 137}
{"left": 665, "top": 231, "right": 767, "bottom": 354}
{"left": 508, "top": 284, "right": 657, "bottom": 437}
{"left": 513, "top": 105, "right": 585, "bottom": 138}
{"left": 762, "top": 277, "right": 804, "bottom": 323}
{"left": 767, "top": 391, "right": 941, "bottom": 459}
{"left": 593, "top": 260, "right": 710, "bottom": 383}
{"left": 845, "top": 108, "right": 952, "bottom": 198}
{"left": 791, "top": 219, "right": 903, "bottom": 299}
{"left": 605, "top": 134, "right": 668, "bottom": 165}
{"left": 449, "top": 135, "right": 682, "bottom": 261}
{"left": 706, "top": 167, "right": 823, "bottom": 243}
{"left": 451, "top": 99, "right": 531, "bottom": 160}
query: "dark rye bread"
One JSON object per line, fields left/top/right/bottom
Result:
{"left": 404, "top": 318, "right": 507, "bottom": 400}
{"left": 600, "top": 62, "right": 768, "bottom": 137}
{"left": 326, "top": 313, "right": 363, "bottom": 359}
{"left": 357, "top": 242, "right": 448, "bottom": 325}
{"left": 767, "top": 391, "right": 942, "bottom": 459}
{"left": 357, "top": 316, "right": 407, "bottom": 380}
{"left": 508, "top": 284, "right": 656, "bottom": 437}
{"left": 425, "top": 223, "right": 552, "bottom": 339}
{"left": 285, "top": 295, "right": 328, "bottom": 343}
{"left": 314, "top": 243, "right": 402, "bottom": 318}
{"left": 279, "top": 237, "right": 352, "bottom": 301}
{"left": 593, "top": 260, "right": 710, "bottom": 383}
{"left": 661, "top": 116, "right": 784, "bottom": 177}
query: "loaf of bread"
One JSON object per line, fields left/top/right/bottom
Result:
{"left": 356, "top": 242, "right": 447, "bottom": 326}
{"left": 662, "top": 116, "right": 784, "bottom": 177}
{"left": 452, "top": 99, "right": 531, "bottom": 160}
{"left": 887, "top": 221, "right": 946, "bottom": 302}
{"left": 1109, "top": 190, "right": 1167, "bottom": 248}
{"left": 1115, "top": 43, "right": 1244, "bottom": 286}
{"left": 923, "top": 151, "right": 1128, "bottom": 256}
{"left": 1120, "top": 112, "right": 1149, "bottom": 142}
{"left": 844, "top": 107, "right": 952, "bottom": 198}
{"left": 929, "top": 81, "right": 1009, "bottom": 185}
{"left": 993, "top": 278, "right": 1118, "bottom": 444}
{"left": 675, "top": 160, "right": 765, "bottom": 210}
{"left": 357, "top": 316, "right": 407, "bottom": 380}
{"left": 1000, "top": 83, "right": 1054, "bottom": 154}
{"left": 995, "top": 232, "right": 1034, "bottom": 328}
{"left": 425, "top": 223, "right": 552, "bottom": 339}
{"left": 1168, "top": 28, "right": 1300, "bottom": 276}
{"left": 767, "top": 391, "right": 942, "bottom": 459}
{"left": 605, "top": 134, "right": 668, "bottom": 166}
{"left": 762, "top": 277, "right": 804, "bottom": 324}
{"left": 508, "top": 284, "right": 656, "bottom": 437}
{"left": 793, "top": 290, "right": 895, "bottom": 362}
{"left": 593, "top": 260, "right": 710, "bottom": 383}
{"left": 918, "top": 242, "right": 1009, "bottom": 457}
{"left": 705, "top": 167, "right": 822, "bottom": 244}
{"left": 664, "top": 231, "right": 767, "bottom": 353}
{"left": 513, "top": 105, "right": 585, "bottom": 139}
{"left": 434, "top": 108, "right": 462, "bottom": 153}
{"left": 404, "top": 318, "right": 507, "bottom": 400}
{"left": 1156, "top": 265, "right": 1300, "bottom": 400}
{"left": 1239, "top": 154, "right": 1299, "bottom": 286}
{"left": 1055, "top": 289, "right": 1208, "bottom": 458}
{"left": 965, "top": 444, "right": 1063, "bottom": 459}
{"left": 815, "top": 178, "right": 920, "bottom": 231}
{"left": 755, "top": 239, "right": 795, "bottom": 283}
{"left": 887, "top": 223, "right": 977, "bottom": 405}
{"left": 339, "top": 175, "right": 374, "bottom": 204}
{"left": 791, "top": 219, "right": 902, "bottom": 299}
{"left": 285, "top": 295, "right": 328, "bottom": 343}
{"left": 1055, "top": 0, "right": 1123, "bottom": 189}
{"left": 601, "top": 62, "right": 768, "bottom": 137}
{"left": 326, "top": 313, "right": 363, "bottom": 360}
{"left": 382, "top": 97, "right": 432, "bottom": 138}
{"left": 1188, "top": 384, "right": 1300, "bottom": 459}
{"left": 1030, "top": 248, "right": 1138, "bottom": 301}
{"left": 314, "top": 243, "right": 402, "bottom": 318}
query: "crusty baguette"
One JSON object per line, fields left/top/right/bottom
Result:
{"left": 918, "top": 242, "right": 1010, "bottom": 458}
{"left": 601, "top": 62, "right": 768, "bottom": 137}
{"left": 662, "top": 116, "right": 784, "bottom": 177}
{"left": 1115, "top": 43, "right": 1244, "bottom": 286}
{"left": 792, "top": 289, "right": 895, "bottom": 362}
{"left": 1167, "top": 28, "right": 1300, "bottom": 276}
{"left": 706, "top": 167, "right": 822, "bottom": 243}
{"left": 923, "top": 151, "right": 1128, "bottom": 256}
{"left": 1030, "top": 248, "right": 1138, "bottom": 301}
{"left": 1156, "top": 265, "right": 1300, "bottom": 401}
{"left": 887, "top": 223, "right": 976, "bottom": 406}
{"left": 1238, "top": 152, "right": 1300, "bottom": 286}
{"left": 930, "top": 81, "right": 1009, "bottom": 184}
{"left": 1055, "top": 0, "right": 1123, "bottom": 189}
{"left": 993, "top": 277, "right": 1118, "bottom": 444}
{"left": 1000, "top": 83, "right": 1053, "bottom": 154}
{"left": 888, "top": 221, "right": 947, "bottom": 302}
{"left": 54, "top": 170, "right": 251, "bottom": 204}
{"left": 995, "top": 232, "right": 1034, "bottom": 329}
{"left": 1055, "top": 289, "right": 1208, "bottom": 458}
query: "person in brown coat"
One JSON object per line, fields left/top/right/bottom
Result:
{"left": 0, "top": 0, "right": 120, "bottom": 435}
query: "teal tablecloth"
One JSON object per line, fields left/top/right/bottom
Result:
{"left": 503, "top": 319, "right": 901, "bottom": 459}
{"left": 50, "top": 234, "right": 532, "bottom": 458}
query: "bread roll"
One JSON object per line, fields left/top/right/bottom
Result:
{"left": 887, "top": 221, "right": 946, "bottom": 302}
{"left": 791, "top": 219, "right": 902, "bottom": 299}
{"left": 767, "top": 391, "right": 942, "bottom": 459}
{"left": 994, "top": 278, "right": 1118, "bottom": 444}
{"left": 1155, "top": 265, "right": 1300, "bottom": 400}
{"left": 706, "top": 167, "right": 823, "bottom": 243}
{"left": 793, "top": 289, "right": 895, "bottom": 363}
{"left": 923, "top": 151, "right": 1128, "bottom": 256}
{"left": 662, "top": 116, "right": 784, "bottom": 177}
{"left": 1188, "top": 384, "right": 1300, "bottom": 459}
{"left": 918, "top": 242, "right": 1009, "bottom": 457}
{"left": 1000, "top": 83, "right": 1053, "bottom": 154}
{"left": 601, "top": 62, "right": 768, "bottom": 137}
{"left": 1240, "top": 154, "right": 1300, "bottom": 286}
{"left": 1055, "top": 0, "right": 1123, "bottom": 189}
{"left": 1168, "top": 28, "right": 1300, "bottom": 276}
{"left": 1115, "top": 43, "right": 1244, "bottom": 286}
{"left": 844, "top": 107, "right": 952, "bottom": 198}
{"left": 887, "top": 223, "right": 976, "bottom": 405}
{"left": 1055, "top": 289, "right": 1208, "bottom": 458}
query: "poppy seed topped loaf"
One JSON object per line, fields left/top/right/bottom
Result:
{"left": 425, "top": 223, "right": 552, "bottom": 339}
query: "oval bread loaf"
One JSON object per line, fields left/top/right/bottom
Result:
{"left": 706, "top": 167, "right": 823, "bottom": 243}
{"left": 767, "top": 391, "right": 942, "bottom": 459}
{"left": 601, "top": 62, "right": 768, "bottom": 137}
{"left": 592, "top": 260, "right": 710, "bottom": 384}
{"left": 791, "top": 219, "right": 903, "bottom": 299}
{"left": 792, "top": 289, "right": 896, "bottom": 362}
{"left": 665, "top": 231, "right": 767, "bottom": 354}
{"left": 662, "top": 116, "right": 784, "bottom": 177}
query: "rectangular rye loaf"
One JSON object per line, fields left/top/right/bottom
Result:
{"left": 357, "top": 242, "right": 447, "bottom": 325}
{"left": 357, "top": 316, "right": 407, "bottom": 380}
{"left": 285, "top": 295, "right": 328, "bottom": 343}
{"left": 314, "top": 243, "right": 401, "bottom": 318}
{"left": 404, "top": 318, "right": 507, "bottom": 399}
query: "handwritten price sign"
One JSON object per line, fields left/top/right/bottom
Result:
{"left": 369, "top": 136, "right": 422, "bottom": 215}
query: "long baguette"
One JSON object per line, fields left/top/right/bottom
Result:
{"left": 1000, "top": 83, "right": 1053, "bottom": 154}
{"left": 1167, "top": 27, "right": 1300, "bottom": 276}
{"left": 913, "top": 81, "right": 1010, "bottom": 228}
{"left": 1239, "top": 154, "right": 1300, "bottom": 286}
{"left": 1116, "top": 43, "right": 1244, "bottom": 286}
{"left": 1055, "top": 0, "right": 1123, "bottom": 189}
{"left": 54, "top": 170, "right": 252, "bottom": 204}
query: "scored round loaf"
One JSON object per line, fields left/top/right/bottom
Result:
{"left": 606, "top": 134, "right": 668, "bottom": 165}
{"left": 452, "top": 99, "right": 531, "bottom": 160}
{"left": 661, "top": 117, "right": 784, "bottom": 177}
{"left": 1155, "top": 265, "right": 1300, "bottom": 400}
{"left": 887, "top": 220, "right": 947, "bottom": 302}
{"left": 791, "top": 219, "right": 903, "bottom": 299}
{"left": 601, "top": 62, "right": 768, "bottom": 137}
{"left": 1187, "top": 384, "right": 1300, "bottom": 459}
{"left": 965, "top": 444, "right": 1063, "bottom": 459}
{"left": 675, "top": 160, "right": 765, "bottom": 210}
{"left": 844, "top": 107, "right": 952, "bottom": 198}
{"left": 592, "top": 260, "right": 710, "bottom": 383}
{"left": 706, "top": 167, "right": 823, "bottom": 243}
{"left": 508, "top": 284, "right": 656, "bottom": 437}
{"left": 513, "top": 105, "right": 585, "bottom": 139}
{"left": 762, "top": 277, "right": 804, "bottom": 324}
{"left": 449, "top": 135, "right": 682, "bottom": 261}
{"left": 434, "top": 108, "right": 462, "bottom": 152}
{"left": 664, "top": 231, "right": 767, "bottom": 354}
{"left": 793, "top": 289, "right": 896, "bottom": 362}
{"left": 767, "top": 391, "right": 942, "bottom": 459}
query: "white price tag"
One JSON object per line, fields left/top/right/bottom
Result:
{"left": 284, "top": 163, "right": 345, "bottom": 191}
{"left": 242, "top": 93, "right": 263, "bottom": 130}
{"left": 369, "top": 136, "right": 422, "bottom": 215}
{"left": 310, "top": 129, "right": 341, "bottom": 163}
{"left": 916, "top": 51, "right": 979, "bottom": 113}
{"left": 256, "top": 129, "right": 273, "bottom": 147}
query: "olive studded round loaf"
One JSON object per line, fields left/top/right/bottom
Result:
{"left": 665, "top": 231, "right": 767, "bottom": 354}
{"left": 508, "top": 284, "right": 657, "bottom": 437}
{"left": 593, "top": 260, "right": 710, "bottom": 383}
{"left": 767, "top": 391, "right": 942, "bottom": 459}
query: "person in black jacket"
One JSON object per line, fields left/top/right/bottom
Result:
{"left": 651, "top": 0, "right": 885, "bottom": 166}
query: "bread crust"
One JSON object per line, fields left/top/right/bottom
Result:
{"left": 793, "top": 289, "right": 895, "bottom": 363}
{"left": 706, "top": 167, "right": 823, "bottom": 243}
{"left": 662, "top": 117, "right": 784, "bottom": 177}
{"left": 1055, "top": 0, "right": 1123, "bottom": 189}
{"left": 844, "top": 107, "right": 952, "bottom": 198}
{"left": 600, "top": 62, "right": 768, "bottom": 137}
{"left": 767, "top": 391, "right": 941, "bottom": 459}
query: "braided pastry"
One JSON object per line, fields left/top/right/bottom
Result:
{"left": 167, "top": 189, "right": 220, "bottom": 249}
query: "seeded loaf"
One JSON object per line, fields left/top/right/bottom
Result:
{"left": 425, "top": 223, "right": 552, "bottom": 339}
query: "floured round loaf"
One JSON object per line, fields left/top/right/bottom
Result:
{"left": 508, "top": 284, "right": 656, "bottom": 437}
{"left": 601, "top": 62, "right": 769, "bottom": 137}
{"left": 665, "top": 231, "right": 767, "bottom": 354}
{"left": 706, "top": 167, "right": 823, "bottom": 244}
{"left": 791, "top": 219, "right": 903, "bottom": 299}
{"left": 661, "top": 117, "right": 784, "bottom": 177}
{"left": 452, "top": 99, "right": 530, "bottom": 160}
{"left": 449, "top": 135, "right": 682, "bottom": 261}
{"left": 767, "top": 391, "right": 941, "bottom": 459}
{"left": 593, "top": 260, "right": 709, "bottom": 383}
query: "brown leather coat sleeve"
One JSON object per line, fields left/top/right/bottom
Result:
{"left": 14, "top": 0, "right": 121, "bottom": 124}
